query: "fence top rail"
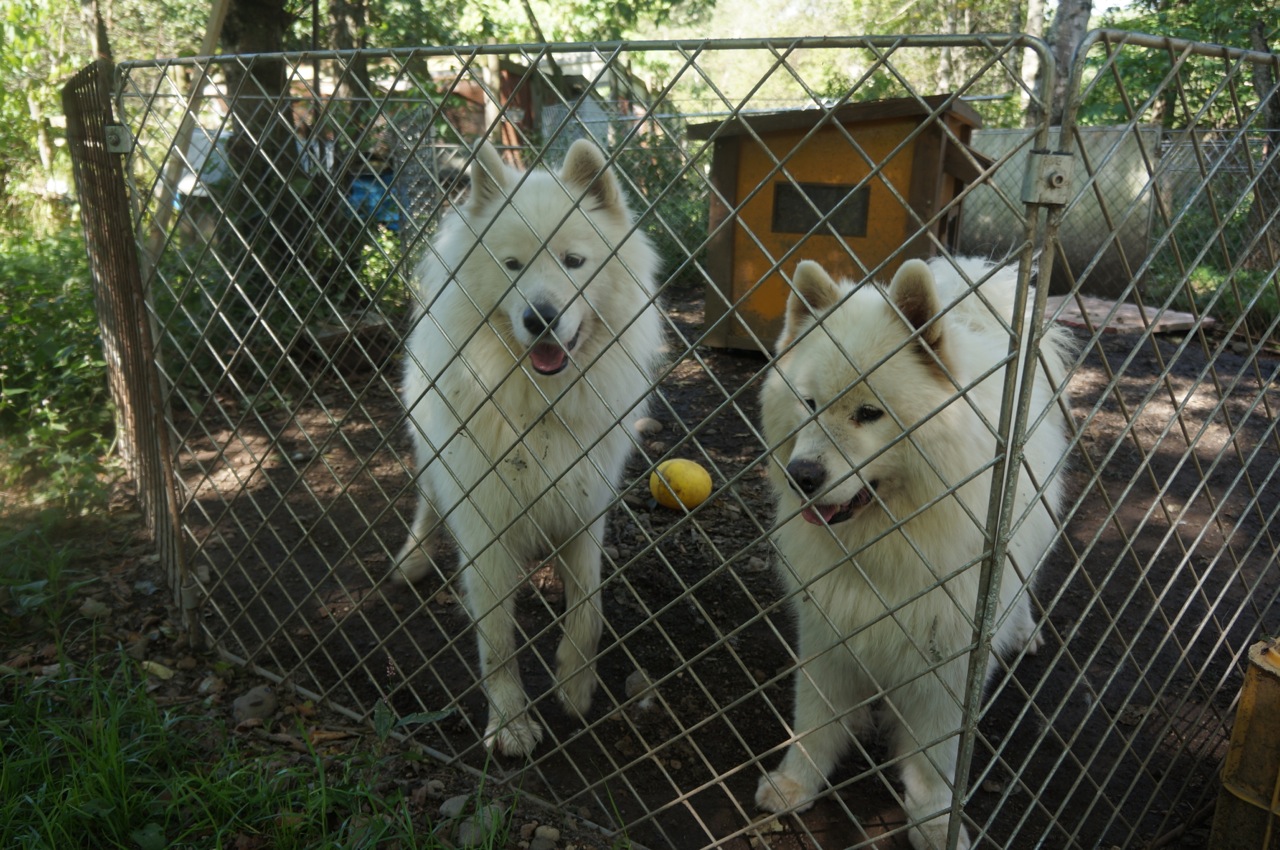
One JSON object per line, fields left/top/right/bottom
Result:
{"left": 115, "top": 33, "right": 1051, "bottom": 71}
{"left": 1082, "top": 28, "right": 1280, "bottom": 69}
{"left": 1056, "top": 28, "right": 1280, "bottom": 154}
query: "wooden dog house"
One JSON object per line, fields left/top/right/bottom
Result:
{"left": 688, "top": 94, "right": 986, "bottom": 351}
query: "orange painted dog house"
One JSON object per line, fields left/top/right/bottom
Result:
{"left": 688, "top": 94, "right": 985, "bottom": 352}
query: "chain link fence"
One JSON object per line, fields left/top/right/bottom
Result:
{"left": 70, "top": 31, "right": 1280, "bottom": 849}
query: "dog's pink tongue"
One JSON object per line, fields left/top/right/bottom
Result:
{"left": 801, "top": 504, "right": 840, "bottom": 525}
{"left": 529, "top": 342, "right": 567, "bottom": 374}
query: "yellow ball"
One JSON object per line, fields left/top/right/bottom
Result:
{"left": 649, "top": 459, "right": 713, "bottom": 510}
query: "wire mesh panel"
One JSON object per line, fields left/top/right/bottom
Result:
{"left": 959, "top": 125, "right": 1162, "bottom": 297}
{"left": 62, "top": 59, "right": 186, "bottom": 612}
{"left": 105, "top": 32, "right": 1280, "bottom": 850}
{"left": 1019, "top": 30, "right": 1280, "bottom": 849}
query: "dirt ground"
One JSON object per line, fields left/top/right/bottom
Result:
{"left": 150, "top": 281, "right": 1280, "bottom": 849}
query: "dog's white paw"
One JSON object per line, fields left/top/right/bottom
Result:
{"left": 755, "top": 770, "right": 818, "bottom": 814}
{"left": 555, "top": 667, "right": 598, "bottom": 718}
{"left": 391, "top": 548, "right": 433, "bottom": 585}
{"left": 484, "top": 714, "right": 543, "bottom": 757}
{"left": 1023, "top": 628, "right": 1045, "bottom": 656}
{"left": 909, "top": 821, "right": 970, "bottom": 850}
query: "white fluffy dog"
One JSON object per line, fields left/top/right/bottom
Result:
{"left": 755, "top": 257, "right": 1073, "bottom": 849}
{"left": 393, "top": 140, "right": 664, "bottom": 757}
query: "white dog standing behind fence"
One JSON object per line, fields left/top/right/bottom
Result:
{"left": 756, "top": 257, "right": 1075, "bottom": 850}
{"left": 393, "top": 139, "right": 665, "bottom": 757}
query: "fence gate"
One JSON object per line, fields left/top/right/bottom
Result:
{"left": 86, "top": 31, "right": 1280, "bottom": 849}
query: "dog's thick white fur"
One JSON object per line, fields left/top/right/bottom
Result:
{"left": 755, "top": 257, "right": 1073, "bottom": 849}
{"left": 393, "top": 140, "right": 664, "bottom": 757}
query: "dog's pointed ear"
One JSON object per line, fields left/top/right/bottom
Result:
{"left": 777, "top": 261, "right": 840, "bottom": 353}
{"left": 888, "top": 259, "right": 943, "bottom": 349}
{"left": 561, "top": 139, "right": 622, "bottom": 213}
{"left": 467, "top": 141, "right": 511, "bottom": 212}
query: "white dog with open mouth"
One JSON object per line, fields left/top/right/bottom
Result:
{"left": 393, "top": 140, "right": 664, "bottom": 757}
{"left": 756, "top": 257, "right": 1073, "bottom": 849}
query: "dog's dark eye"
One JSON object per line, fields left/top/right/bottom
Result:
{"left": 504, "top": 258, "right": 523, "bottom": 271}
{"left": 563, "top": 254, "right": 585, "bottom": 269}
{"left": 854, "top": 405, "right": 883, "bottom": 424}
{"left": 802, "top": 398, "right": 817, "bottom": 413}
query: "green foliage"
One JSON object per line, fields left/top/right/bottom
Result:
{"left": 0, "top": 0, "right": 85, "bottom": 232}
{"left": 1147, "top": 259, "right": 1280, "bottom": 339}
{"left": 284, "top": 0, "right": 703, "bottom": 49}
{"left": 1067, "top": 6, "right": 1279, "bottom": 338}
{"left": 359, "top": 0, "right": 477, "bottom": 47}
{"left": 0, "top": 230, "right": 114, "bottom": 508}
{"left": 614, "top": 134, "right": 711, "bottom": 289}
{"left": 1, "top": 660, "right": 181, "bottom": 850}
{"left": 107, "top": 0, "right": 208, "bottom": 60}
{"left": 153, "top": 195, "right": 411, "bottom": 408}
{"left": 1114, "top": 0, "right": 1275, "bottom": 49}
{"left": 1081, "top": 2, "right": 1278, "bottom": 128}
{"left": 0, "top": 656, "right": 471, "bottom": 849}
{"left": 0, "top": 662, "right": 519, "bottom": 849}
{"left": 0, "top": 515, "right": 97, "bottom": 631}
{"left": 1144, "top": 177, "right": 1280, "bottom": 338}
{"left": 1186, "top": 266, "right": 1278, "bottom": 338}
{"left": 371, "top": 697, "right": 456, "bottom": 747}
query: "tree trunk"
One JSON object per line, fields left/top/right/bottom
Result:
{"left": 220, "top": 0, "right": 301, "bottom": 298}
{"left": 1246, "top": 20, "right": 1278, "bottom": 271}
{"left": 79, "top": 0, "right": 112, "bottom": 63}
{"left": 938, "top": 1, "right": 959, "bottom": 92}
{"left": 330, "top": 0, "right": 371, "bottom": 98}
{"left": 1021, "top": 0, "right": 1047, "bottom": 123}
{"left": 1032, "top": 0, "right": 1093, "bottom": 126}
{"left": 323, "top": 0, "right": 384, "bottom": 306}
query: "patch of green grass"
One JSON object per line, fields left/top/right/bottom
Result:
{"left": 0, "top": 654, "right": 512, "bottom": 849}
{"left": 0, "top": 523, "right": 503, "bottom": 850}
{"left": 0, "top": 512, "right": 97, "bottom": 639}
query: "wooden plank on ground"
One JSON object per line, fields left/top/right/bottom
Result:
{"left": 1045, "top": 294, "right": 1213, "bottom": 334}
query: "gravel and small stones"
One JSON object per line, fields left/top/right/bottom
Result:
{"left": 746, "top": 816, "right": 788, "bottom": 848}
{"left": 197, "top": 674, "right": 227, "bottom": 696}
{"left": 140, "top": 659, "right": 176, "bottom": 680}
{"left": 434, "top": 798, "right": 582, "bottom": 850}
{"left": 78, "top": 597, "right": 112, "bottom": 619}
{"left": 456, "top": 805, "right": 505, "bottom": 847}
{"left": 438, "top": 795, "right": 470, "bottom": 819}
{"left": 232, "top": 684, "right": 279, "bottom": 725}
{"left": 436, "top": 795, "right": 509, "bottom": 848}
{"left": 123, "top": 634, "right": 149, "bottom": 659}
{"left": 517, "top": 822, "right": 566, "bottom": 850}
{"left": 633, "top": 417, "right": 664, "bottom": 436}
{"left": 527, "top": 824, "right": 561, "bottom": 850}
{"left": 624, "top": 668, "right": 657, "bottom": 711}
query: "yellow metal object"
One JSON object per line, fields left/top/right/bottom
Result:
{"left": 1209, "top": 638, "right": 1280, "bottom": 849}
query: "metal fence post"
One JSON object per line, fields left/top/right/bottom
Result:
{"left": 62, "top": 59, "right": 192, "bottom": 642}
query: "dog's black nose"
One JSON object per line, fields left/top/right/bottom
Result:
{"left": 786, "top": 459, "right": 826, "bottom": 496}
{"left": 523, "top": 302, "right": 559, "bottom": 336}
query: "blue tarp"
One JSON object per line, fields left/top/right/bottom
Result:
{"left": 347, "top": 170, "right": 400, "bottom": 231}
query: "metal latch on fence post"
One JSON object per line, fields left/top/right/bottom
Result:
{"left": 104, "top": 123, "right": 133, "bottom": 154}
{"left": 1021, "top": 150, "right": 1074, "bottom": 205}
